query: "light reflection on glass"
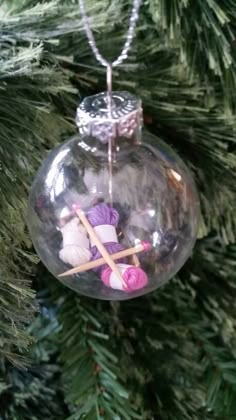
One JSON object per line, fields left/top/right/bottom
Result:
{"left": 148, "top": 209, "right": 155, "bottom": 217}
{"left": 153, "top": 231, "right": 161, "bottom": 247}
{"left": 45, "top": 148, "right": 70, "bottom": 201}
{"left": 91, "top": 186, "right": 97, "bottom": 194}
{"left": 170, "top": 169, "right": 181, "bottom": 182}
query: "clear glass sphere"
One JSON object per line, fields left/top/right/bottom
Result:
{"left": 28, "top": 131, "right": 200, "bottom": 300}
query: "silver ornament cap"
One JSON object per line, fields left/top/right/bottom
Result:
{"left": 76, "top": 91, "right": 143, "bottom": 144}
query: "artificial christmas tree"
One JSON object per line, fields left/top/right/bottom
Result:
{"left": 1, "top": 1, "right": 236, "bottom": 419}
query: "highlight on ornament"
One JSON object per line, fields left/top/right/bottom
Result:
{"left": 58, "top": 203, "right": 150, "bottom": 293}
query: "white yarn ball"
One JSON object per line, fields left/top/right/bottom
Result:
{"left": 59, "top": 216, "right": 91, "bottom": 267}
{"left": 59, "top": 245, "right": 91, "bottom": 267}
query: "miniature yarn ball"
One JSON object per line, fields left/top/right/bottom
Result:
{"left": 27, "top": 130, "right": 200, "bottom": 300}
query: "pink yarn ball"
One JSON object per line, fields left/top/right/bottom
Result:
{"left": 101, "top": 265, "right": 148, "bottom": 292}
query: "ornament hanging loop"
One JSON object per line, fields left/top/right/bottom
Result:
{"left": 106, "top": 63, "right": 113, "bottom": 118}
{"left": 77, "top": 0, "right": 143, "bottom": 144}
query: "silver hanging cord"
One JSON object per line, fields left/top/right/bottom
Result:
{"left": 79, "top": 0, "right": 142, "bottom": 70}
{"left": 79, "top": 0, "right": 142, "bottom": 116}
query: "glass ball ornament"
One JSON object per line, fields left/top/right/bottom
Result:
{"left": 27, "top": 91, "right": 200, "bottom": 300}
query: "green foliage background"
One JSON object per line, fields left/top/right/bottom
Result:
{"left": 0, "top": 0, "right": 236, "bottom": 418}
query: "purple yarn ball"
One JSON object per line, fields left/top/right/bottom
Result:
{"left": 90, "top": 242, "right": 125, "bottom": 273}
{"left": 86, "top": 203, "right": 120, "bottom": 227}
{"left": 86, "top": 203, "right": 127, "bottom": 274}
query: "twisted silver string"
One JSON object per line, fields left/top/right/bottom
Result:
{"left": 79, "top": 0, "right": 142, "bottom": 68}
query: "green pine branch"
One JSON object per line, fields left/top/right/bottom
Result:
{"left": 0, "top": 0, "right": 78, "bottom": 365}
{"left": 0, "top": 297, "right": 68, "bottom": 420}
{"left": 148, "top": 0, "right": 236, "bottom": 104}
{"left": 56, "top": 288, "right": 141, "bottom": 419}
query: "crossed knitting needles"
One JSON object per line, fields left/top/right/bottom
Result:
{"left": 59, "top": 206, "right": 151, "bottom": 280}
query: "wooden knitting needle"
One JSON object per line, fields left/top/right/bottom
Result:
{"left": 59, "top": 241, "right": 151, "bottom": 277}
{"left": 118, "top": 231, "right": 140, "bottom": 267}
{"left": 131, "top": 250, "right": 140, "bottom": 266}
{"left": 73, "top": 206, "right": 127, "bottom": 288}
{"left": 120, "top": 231, "right": 140, "bottom": 267}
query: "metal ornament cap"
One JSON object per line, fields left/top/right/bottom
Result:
{"left": 76, "top": 91, "right": 143, "bottom": 144}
